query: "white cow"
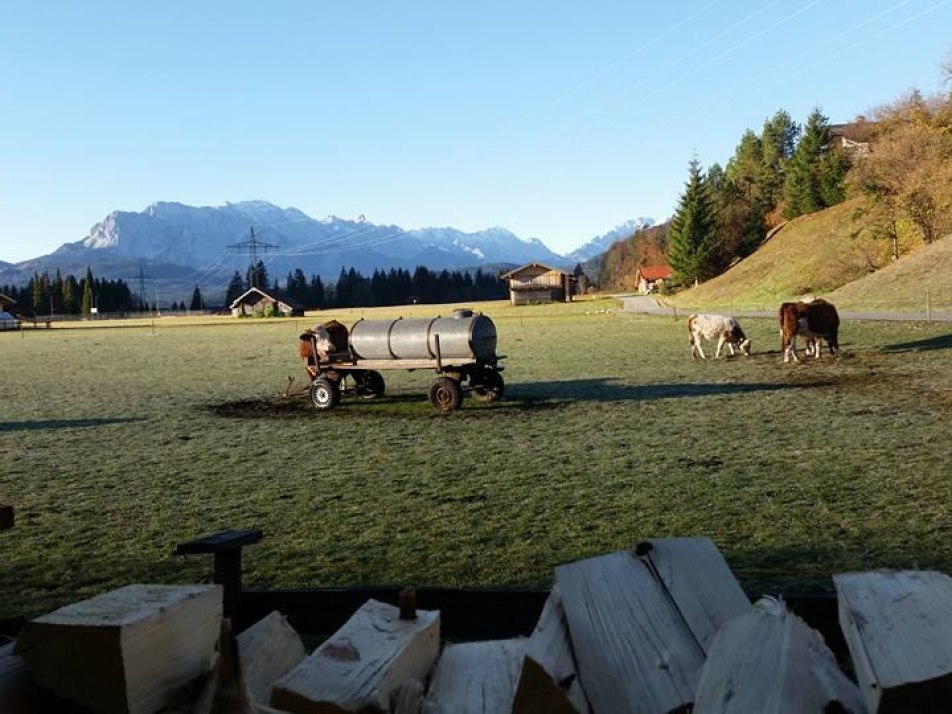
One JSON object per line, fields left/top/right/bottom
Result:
{"left": 688, "top": 314, "right": 752, "bottom": 359}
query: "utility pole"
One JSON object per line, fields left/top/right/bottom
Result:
{"left": 227, "top": 227, "right": 278, "bottom": 289}
{"left": 125, "top": 262, "right": 158, "bottom": 314}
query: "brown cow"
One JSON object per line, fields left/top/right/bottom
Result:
{"left": 779, "top": 299, "right": 840, "bottom": 363}
{"left": 298, "top": 320, "right": 349, "bottom": 379}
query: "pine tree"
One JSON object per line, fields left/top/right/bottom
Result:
{"left": 667, "top": 156, "right": 719, "bottom": 284}
{"left": 81, "top": 267, "right": 94, "bottom": 317}
{"left": 189, "top": 286, "right": 204, "bottom": 311}
{"left": 225, "top": 271, "right": 245, "bottom": 305}
{"left": 783, "top": 107, "right": 834, "bottom": 218}
{"left": 760, "top": 110, "right": 799, "bottom": 211}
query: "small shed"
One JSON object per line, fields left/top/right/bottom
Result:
{"left": 229, "top": 287, "right": 304, "bottom": 317}
{"left": 499, "top": 263, "right": 573, "bottom": 305}
{"left": 635, "top": 265, "right": 672, "bottom": 294}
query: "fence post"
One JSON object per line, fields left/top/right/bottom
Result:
{"left": 926, "top": 290, "right": 932, "bottom": 322}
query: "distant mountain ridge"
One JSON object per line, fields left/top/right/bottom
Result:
{"left": 565, "top": 218, "right": 656, "bottom": 263}
{"left": 1, "top": 200, "right": 570, "bottom": 291}
{"left": 1, "top": 201, "right": 656, "bottom": 304}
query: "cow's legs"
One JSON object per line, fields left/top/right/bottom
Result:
{"left": 692, "top": 338, "right": 706, "bottom": 359}
{"left": 783, "top": 335, "right": 799, "bottom": 363}
{"left": 715, "top": 336, "right": 725, "bottom": 358}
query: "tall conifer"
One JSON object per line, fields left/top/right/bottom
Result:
{"left": 667, "top": 156, "right": 719, "bottom": 284}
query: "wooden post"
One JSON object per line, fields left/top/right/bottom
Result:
{"left": 0, "top": 505, "right": 12, "bottom": 531}
{"left": 176, "top": 529, "right": 263, "bottom": 622}
{"left": 927, "top": 289, "right": 932, "bottom": 321}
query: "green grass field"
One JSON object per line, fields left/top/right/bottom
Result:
{"left": 2, "top": 299, "right": 951, "bottom": 631}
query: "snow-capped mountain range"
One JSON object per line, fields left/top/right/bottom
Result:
{"left": 1, "top": 201, "right": 653, "bottom": 296}
{"left": 565, "top": 218, "right": 656, "bottom": 263}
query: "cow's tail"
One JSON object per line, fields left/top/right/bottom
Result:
{"left": 687, "top": 314, "right": 696, "bottom": 344}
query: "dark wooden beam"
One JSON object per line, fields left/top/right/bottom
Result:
{"left": 0, "top": 505, "right": 13, "bottom": 531}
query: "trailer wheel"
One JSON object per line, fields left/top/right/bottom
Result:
{"left": 429, "top": 377, "right": 462, "bottom": 413}
{"left": 470, "top": 369, "right": 505, "bottom": 402}
{"left": 309, "top": 377, "right": 340, "bottom": 410}
{"left": 356, "top": 370, "right": 385, "bottom": 399}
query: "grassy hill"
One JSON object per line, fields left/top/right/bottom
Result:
{"left": 829, "top": 233, "right": 952, "bottom": 312}
{"left": 665, "top": 199, "right": 952, "bottom": 312}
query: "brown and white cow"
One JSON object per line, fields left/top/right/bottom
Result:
{"left": 688, "top": 313, "right": 752, "bottom": 359}
{"left": 778, "top": 299, "right": 840, "bottom": 363}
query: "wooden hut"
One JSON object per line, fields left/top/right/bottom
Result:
{"left": 499, "top": 263, "right": 572, "bottom": 305}
{"left": 229, "top": 287, "right": 304, "bottom": 317}
{"left": 634, "top": 265, "right": 672, "bottom": 295}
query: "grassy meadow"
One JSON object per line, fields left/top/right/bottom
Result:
{"left": 1, "top": 298, "right": 951, "bottom": 630}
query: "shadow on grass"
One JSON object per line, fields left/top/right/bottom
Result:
{"left": 209, "top": 379, "right": 827, "bottom": 419}
{"left": 0, "top": 417, "right": 145, "bottom": 433}
{"left": 883, "top": 332, "right": 952, "bottom": 353}
{"left": 510, "top": 378, "right": 820, "bottom": 403}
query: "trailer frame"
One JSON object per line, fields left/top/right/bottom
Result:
{"left": 307, "top": 334, "right": 505, "bottom": 413}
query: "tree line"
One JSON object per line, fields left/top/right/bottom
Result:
{"left": 224, "top": 262, "right": 508, "bottom": 309}
{"left": 666, "top": 83, "right": 952, "bottom": 288}
{"left": 666, "top": 107, "right": 851, "bottom": 286}
{"left": 1, "top": 268, "right": 137, "bottom": 317}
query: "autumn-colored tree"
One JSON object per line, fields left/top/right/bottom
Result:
{"left": 847, "top": 90, "right": 952, "bottom": 256}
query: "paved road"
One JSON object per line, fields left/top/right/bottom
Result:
{"left": 620, "top": 295, "right": 952, "bottom": 323}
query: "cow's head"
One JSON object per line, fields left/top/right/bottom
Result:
{"left": 738, "top": 338, "right": 752, "bottom": 357}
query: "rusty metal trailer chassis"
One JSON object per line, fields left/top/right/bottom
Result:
{"left": 307, "top": 335, "right": 504, "bottom": 414}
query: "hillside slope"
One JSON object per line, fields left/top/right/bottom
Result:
{"left": 829, "top": 233, "right": 952, "bottom": 312}
{"left": 668, "top": 199, "right": 897, "bottom": 310}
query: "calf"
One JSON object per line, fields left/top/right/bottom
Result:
{"left": 779, "top": 299, "right": 840, "bottom": 363}
{"left": 687, "top": 314, "right": 752, "bottom": 359}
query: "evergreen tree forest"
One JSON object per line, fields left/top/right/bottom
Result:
{"left": 666, "top": 107, "right": 851, "bottom": 286}
{"left": 277, "top": 265, "right": 507, "bottom": 309}
{"left": 1, "top": 268, "right": 136, "bottom": 317}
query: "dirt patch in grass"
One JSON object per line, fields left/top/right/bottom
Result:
{"left": 208, "top": 397, "right": 314, "bottom": 418}
{"left": 207, "top": 394, "right": 567, "bottom": 420}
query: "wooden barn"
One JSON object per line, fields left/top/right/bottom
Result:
{"left": 229, "top": 287, "right": 304, "bottom": 318}
{"left": 499, "top": 263, "right": 573, "bottom": 305}
{"left": 634, "top": 265, "right": 672, "bottom": 294}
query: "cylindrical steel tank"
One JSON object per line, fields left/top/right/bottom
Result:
{"left": 349, "top": 313, "right": 497, "bottom": 362}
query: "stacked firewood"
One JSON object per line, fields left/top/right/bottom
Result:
{"left": 4, "top": 539, "right": 952, "bottom": 713}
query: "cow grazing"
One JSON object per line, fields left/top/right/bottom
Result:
{"left": 298, "top": 320, "right": 350, "bottom": 378}
{"left": 687, "top": 314, "right": 752, "bottom": 359}
{"left": 778, "top": 299, "right": 840, "bottom": 363}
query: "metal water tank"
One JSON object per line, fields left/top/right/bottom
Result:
{"left": 348, "top": 313, "right": 497, "bottom": 362}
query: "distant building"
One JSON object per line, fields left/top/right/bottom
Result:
{"left": 229, "top": 287, "right": 305, "bottom": 317}
{"left": 635, "top": 265, "right": 672, "bottom": 294}
{"left": 828, "top": 122, "right": 872, "bottom": 157}
{"left": 499, "top": 263, "right": 573, "bottom": 305}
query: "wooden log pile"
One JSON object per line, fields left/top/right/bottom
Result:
{"left": 7, "top": 539, "right": 952, "bottom": 712}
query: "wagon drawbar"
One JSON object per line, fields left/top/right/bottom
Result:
{"left": 302, "top": 309, "right": 505, "bottom": 414}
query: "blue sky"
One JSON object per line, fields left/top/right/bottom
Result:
{"left": 2, "top": 1, "right": 951, "bottom": 263}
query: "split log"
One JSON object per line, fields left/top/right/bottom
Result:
{"left": 556, "top": 539, "right": 749, "bottom": 714}
{"left": 556, "top": 549, "right": 705, "bottom": 713}
{"left": 836, "top": 570, "right": 952, "bottom": 713}
{"left": 236, "top": 611, "right": 306, "bottom": 707}
{"left": 636, "top": 537, "right": 751, "bottom": 653}
{"left": 271, "top": 598, "right": 439, "bottom": 713}
{"left": 391, "top": 678, "right": 425, "bottom": 714}
{"left": 0, "top": 642, "right": 78, "bottom": 713}
{"left": 14, "top": 583, "right": 223, "bottom": 714}
{"left": 511, "top": 585, "right": 590, "bottom": 713}
{"left": 421, "top": 639, "right": 525, "bottom": 714}
{"left": 693, "top": 597, "right": 864, "bottom": 713}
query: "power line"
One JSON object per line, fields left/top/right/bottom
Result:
{"left": 226, "top": 227, "right": 279, "bottom": 288}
